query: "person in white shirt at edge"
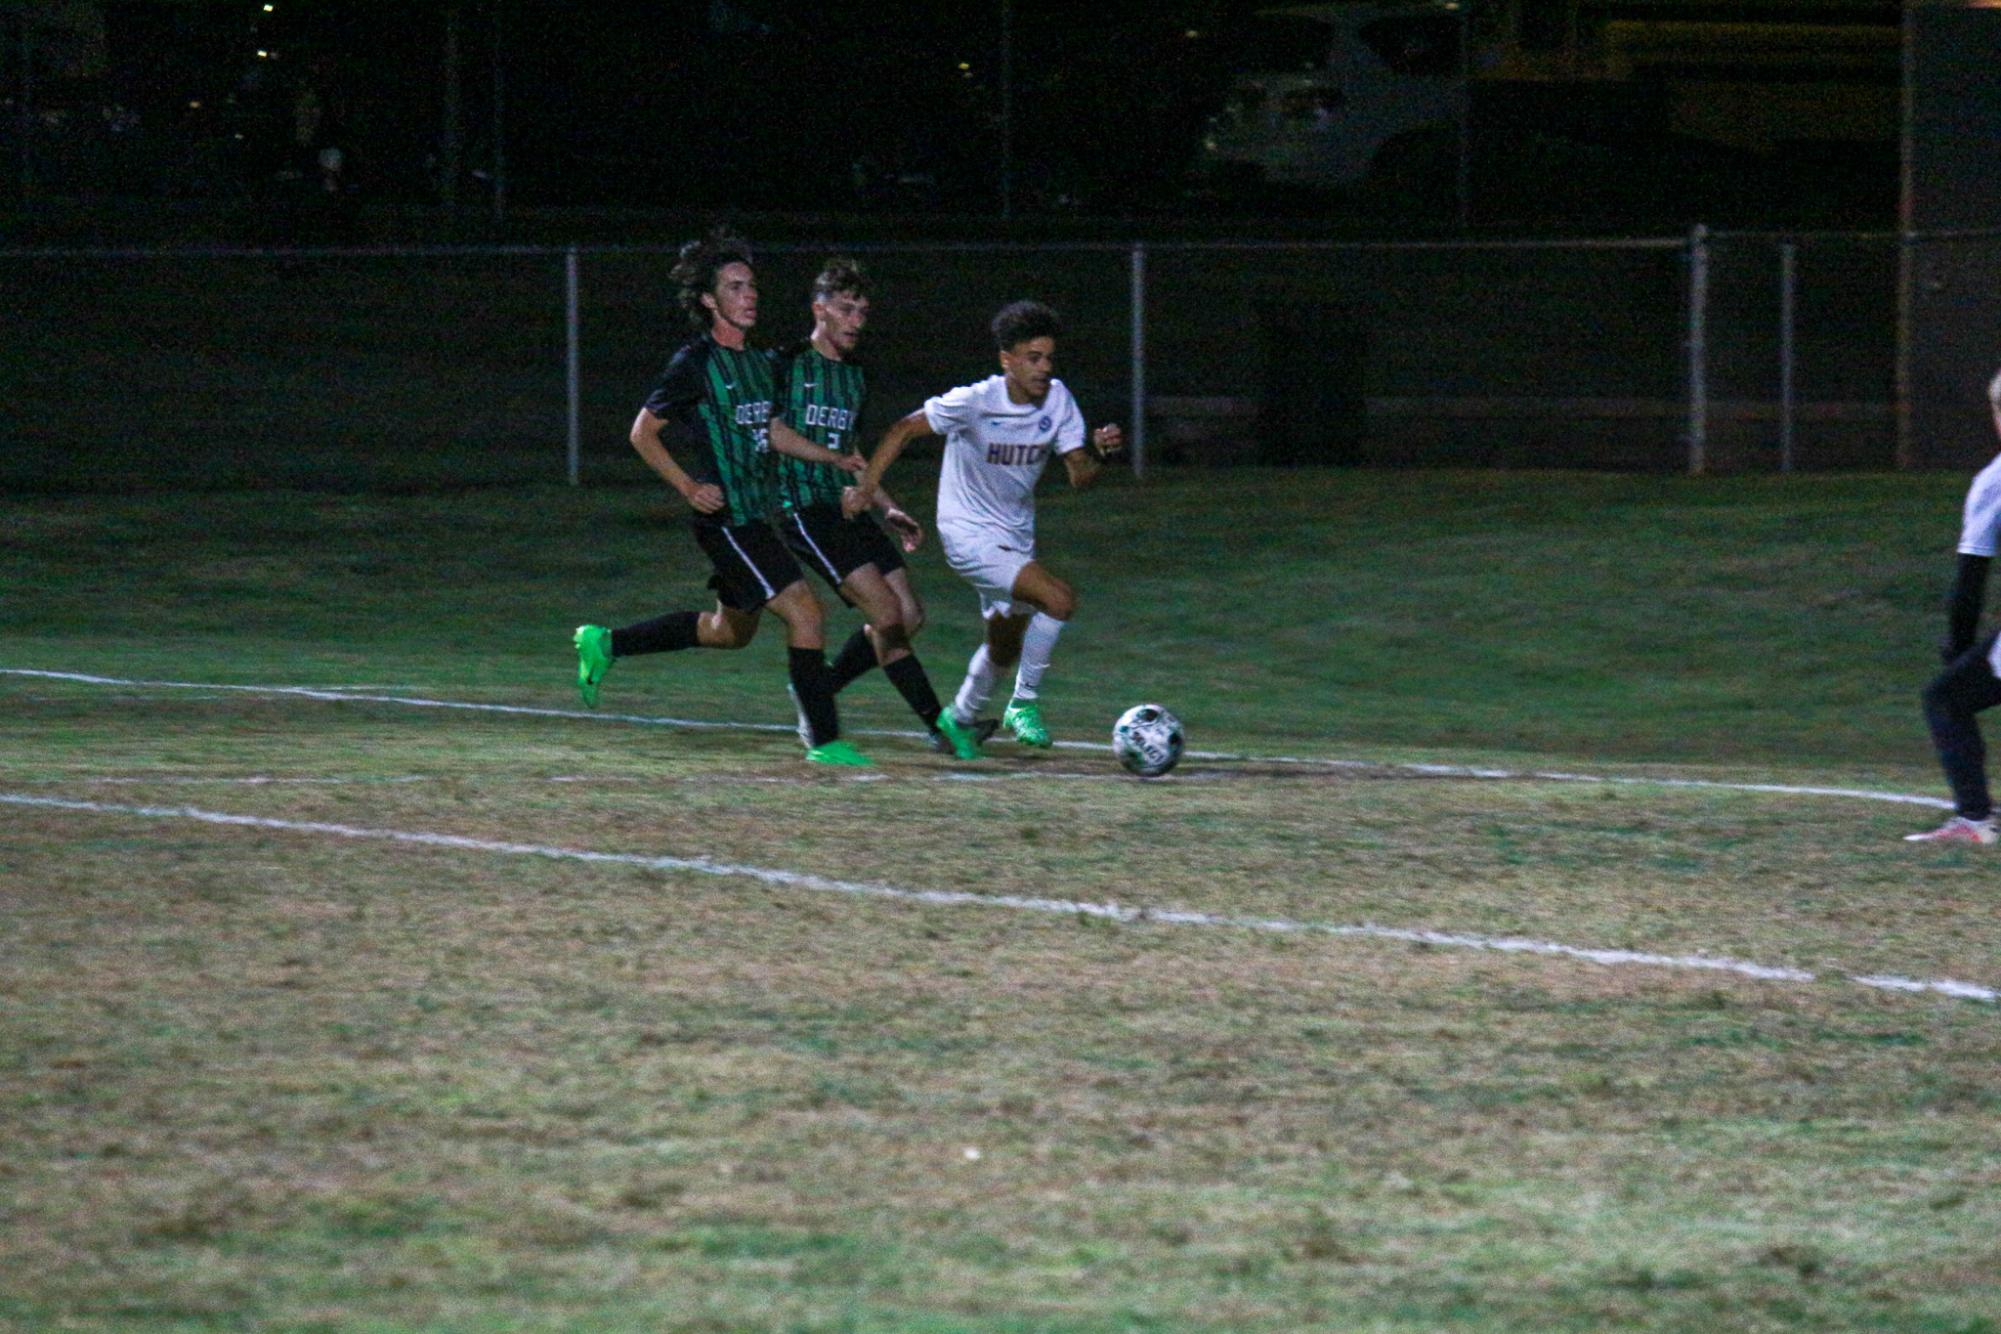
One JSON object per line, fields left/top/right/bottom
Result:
{"left": 845, "top": 301, "right": 1123, "bottom": 749}
{"left": 1908, "top": 365, "right": 2001, "bottom": 844}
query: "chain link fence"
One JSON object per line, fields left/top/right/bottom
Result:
{"left": 0, "top": 232, "right": 1914, "bottom": 493}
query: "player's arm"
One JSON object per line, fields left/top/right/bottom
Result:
{"left": 871, "top": 482, "right": 924, "bottom": 552}
{"left": 1061, "top": 424, "right": 1125, "bottom": 489}
{"left": 629, "top": 408, "right": 723, "bottom": 514}
{"left": 768, "top": 417, "right": 865, "bottom": 473}
{"left": 1942, "top": 554, "right": 1991, "bottom": 662}
{"left": 847, "top": 409, "right": 936, "bottom": 515}
{"left": 843, "top": 482, "right": 924, "bottom": 551}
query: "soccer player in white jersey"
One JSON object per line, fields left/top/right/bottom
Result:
{"left": 847, "top": 301, "right": 1123, "bottom": 748}
{"left": 1908, "top": 367, "right": 2001, "bottom": 844}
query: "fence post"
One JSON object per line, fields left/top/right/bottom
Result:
{"left": 1686, "top": 224, "right": 1710, "bottom": 475}
{"left": 1778, "top": 241, "right": 1796, "bottom": 474}
{"left": 565, "top": 246, "right": 581, "bottom": 487}
{"left": 1129, "top": 242, "right": 1147, "bottom": 478}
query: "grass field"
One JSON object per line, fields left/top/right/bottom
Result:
{"left": 5, "top": 468, "right": 2000, "bottom": 1333}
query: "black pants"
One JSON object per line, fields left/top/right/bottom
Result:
{"left": 1922, "top": 632, "right": 2001, "bottom": 819}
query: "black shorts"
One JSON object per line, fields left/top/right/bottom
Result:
{"left": 778, "top": 505, "right": 904, "bottom": 592}
{"left": 691, "top": 519, "right": 805, "bottom": 612}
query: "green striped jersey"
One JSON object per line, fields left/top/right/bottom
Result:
{"left": 773, "top": 342, "right": 868, "bottom": 513}
{"left": 642, "top": 336, "right": 780, "bottom": 527}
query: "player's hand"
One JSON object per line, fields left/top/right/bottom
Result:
{"left": 835, "top": 453, "right": 866, "bottom": 475}
{"left": 683, "top": 482, "right": 725, "bottom": 515}
{"left": 883, "top": 507, "right": 924, "bottom": 553}
{"left": 1091, "top": 424, "right": 1125, "bottom": 458}
{"left": 842, "top": 484, "right": 876, "bottom": 519}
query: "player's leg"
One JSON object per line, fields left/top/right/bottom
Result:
{"left": 782, "top": 508, "right": 959, "bottom": 754}
{"left": 819, "top": 523, "right": 915, "bottom": 691}
{"left": 885, "top": 566, "right": 926, "bottom": 640}
{"left": 950, "top": 610, "right": 1030, "bottom": 735}
{"left": 711, "top": 519, "right": 866, "bottom": 766}
{"left": 852, "top": 564, "right": 981, "bottom": 759}
{"left": 937, "top": 523, "right": 1034, "bottom": 739}
{"left": 695, "top": 603, "right": 761, "bottom": 648}
{"left": 1909, "top": 635, "right": 2001, "bottom": 843}
{"left": 572, "top": 528, "right": 770, "bottom": 708}
{"left": 833, "top": 562, "right": 977, "bottom": 757}
{"left": 767, "top": 578, "right": 870, "bottom": 767}
{"left": 788, "top": 508, "right": 890, "bottom": 692}
{"left": 873, "top": 566, "right": 989, "bottom": 755}
{"left": 832, "top": 564, "right": 906, "bottom": 669}
{"left": 997, "top": 561, "right": 1078, "bottom": 748}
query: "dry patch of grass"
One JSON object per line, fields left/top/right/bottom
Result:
{"left": 5, "top": 689, "right": 2001, "bottom": 1330}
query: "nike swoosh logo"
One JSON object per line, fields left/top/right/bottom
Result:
{"left": 801, "top": 381, "right": 818, "bottom": 389}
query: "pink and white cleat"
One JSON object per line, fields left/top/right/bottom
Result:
{"left": 1904, "top": 815, "right": 1999, "bottom": 845}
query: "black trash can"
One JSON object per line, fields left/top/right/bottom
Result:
{"left": 1257, "top": 303, "right": 1367, "bottom": 465}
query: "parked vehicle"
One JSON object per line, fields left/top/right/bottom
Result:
{"left": 1191, "top": 2, "right": 1467, "bottom": 196}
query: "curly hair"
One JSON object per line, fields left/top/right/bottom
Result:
{"left": 670, "top": 227, "right": 754, "bottom": 330}
{"left": 991, "top": 300, "right": 1062, "bottom": 352}
{"left": 812, "top": 257, "right": 868, "bottom": 303}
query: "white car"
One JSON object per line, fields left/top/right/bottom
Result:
{"left": 1194, "top": 2, "right": 1468, "bottom": 194}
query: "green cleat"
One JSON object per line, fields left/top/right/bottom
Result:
{"left": 573, "top": 624, "right": 613, "bottom": 708}
{"left": 805, "top": 738, "right": 874, "bottom": 767}
{"left": 1002, "top": 698, "right": 1051, "bottom": 748}
{"left": 933, "top": 710, "right": 986, "bottom": 760}
{"left": 930, "top": 716, "right": 999, "bottom": 755}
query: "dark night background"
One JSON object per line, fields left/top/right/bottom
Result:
{"left": 0, "top": 0, "right": 1906, "bottom": 239}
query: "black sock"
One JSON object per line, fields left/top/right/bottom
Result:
{"left": 827, "top": 627, "right": 880, "bottom": 693}
{"left": 789, "top": 647, "right": 840, "bottom": 747}
{"left": 882, "top": 654, "right": 944, "bottom": 730}
{"left": 611, "top": 611, "right": 700, "bottom": 657}
{"left": 1922, "top": 644, "right": 2001, "bottom": 820}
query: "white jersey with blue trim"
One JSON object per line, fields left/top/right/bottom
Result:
{"left": 924, "top": 374, "right": 1086, "bottom": 545}
{"left": 1958, "top": 451, "right": 2001, "bottom": 557}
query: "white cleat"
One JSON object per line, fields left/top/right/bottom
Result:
{"left": 786, "top": 683, "right": 812, "bottom": 749}
{"left": 1904, "top": 816, "right": 1999, "bottom": 845}
{"left": 780, "top": 688, "right": 812, "bottom": 752}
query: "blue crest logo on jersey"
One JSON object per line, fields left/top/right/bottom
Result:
{"left": 1038, "top": 415, "right": 1052, "bottom": 432}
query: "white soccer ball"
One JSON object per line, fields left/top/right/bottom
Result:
{"left": 1112, "top": 703, "right": 1184, "bottom": 778}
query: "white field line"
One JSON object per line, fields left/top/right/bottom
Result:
{"left": 0, "top": 667, "right": 795, "bottom": 733}
{"left": 1, "top": 790, "right": 1990, "bottom": 1006}
{"left": 289, "top": 684, "right": 430, "bottom": 691}
{"left": 16, "top": 775, "right": 430, "bottom": 787}
{"left": 0, "top": 667, "right": 1953, "bottom": 811}
{"left": 15, "top": 774, "right": 876, "bottom": 787}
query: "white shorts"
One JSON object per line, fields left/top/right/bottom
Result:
{"left": 939, "top": 521, "right": 1035, "bottom": 619}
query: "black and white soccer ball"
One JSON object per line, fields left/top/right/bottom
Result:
{"left": 1112, "top": 703, "right": 1184, "bottom": 778}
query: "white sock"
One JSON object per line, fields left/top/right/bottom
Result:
{"left": 1011, "top": 613, "right": 1066, "bottom": 702}
{"left": 952, "top": 643, "right": 999, "bottom": 723}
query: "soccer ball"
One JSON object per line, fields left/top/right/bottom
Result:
{"left": 1112, "top": 703, "right": 1184, "bottom": 778}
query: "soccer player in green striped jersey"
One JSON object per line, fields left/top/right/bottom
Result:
{"left": 766, "top": 259, "right": 984, "bottom": 760}
{"left": 571, "top": 229, "right": 872, "bottom": 767}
